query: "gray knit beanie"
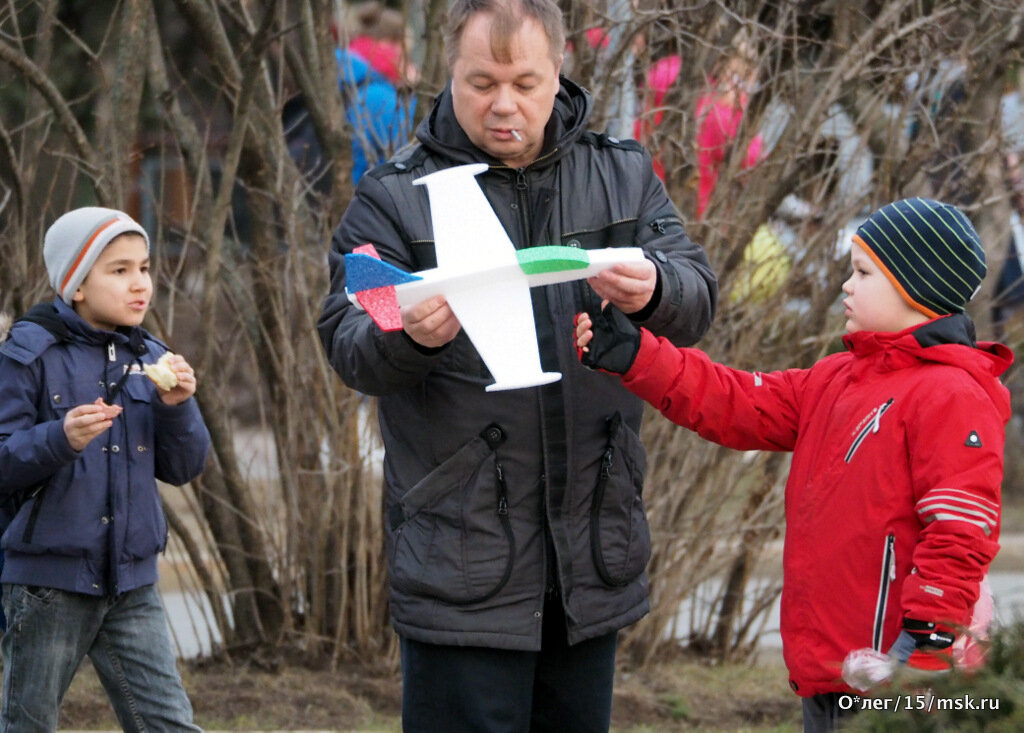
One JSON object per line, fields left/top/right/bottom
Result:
{"left": 44, "top": 207, "right": 150, "bottom": 304}
{"left": 853, "top": 198, "right": 986, "bottom": 318}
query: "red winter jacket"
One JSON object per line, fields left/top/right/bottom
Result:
{"left": 621, "top": 315, "right": 1012, "bottom": 696}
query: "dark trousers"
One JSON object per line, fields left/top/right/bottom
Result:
{"left": 400, "top": 598, "right": 618, "bottom": 733}
{"left": 802, "top": 693, "right": 859, "bottom": 733}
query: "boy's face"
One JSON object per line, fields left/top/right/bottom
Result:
{"left": 841, "top": 244, "right": 929, "bottom": 334}
{"left": 72, "top": 233, "right": 152, "bottom": 331}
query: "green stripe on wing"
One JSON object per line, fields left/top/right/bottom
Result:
{"left": 516, "top": 245, "right": 591, "bottom": 274}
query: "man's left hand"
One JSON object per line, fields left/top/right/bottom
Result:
{"left": 586, "top": 260, "right": 657, "bottom": 314}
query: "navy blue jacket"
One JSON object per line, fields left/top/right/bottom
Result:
{"left": 0, "top": 300, "right": 210, "bottom": 595}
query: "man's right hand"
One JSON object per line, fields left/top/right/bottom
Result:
{"left": 402, "top": 295, "right": 462, "bottom": 348}
{"left": 64, "top": 398, "right": 122, "bottom": 452}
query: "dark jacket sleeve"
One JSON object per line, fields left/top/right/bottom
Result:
{"left": 0, "top": 356, "right": 78, "bottom": 499}
{"left": 630, "top": 157, "right": 718, "bottom": 346}
{"left": 317, "top": 174, "right": 450, "bottom": 396}
{"left": 152, "top": 397, "right": 210, "bottom": 486}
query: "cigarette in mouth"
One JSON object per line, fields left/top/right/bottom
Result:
{"left": 511, "top": 129, "right": 522, "bottom": 141}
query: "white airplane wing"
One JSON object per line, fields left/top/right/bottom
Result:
{"left": 446, "top": 278, "right": 561, "bottom": 392}
{"left": 359, "top": 165, "right": 649, "bottom": 391}
{"left": 413, "top": 164, "right": 517, "bottom": 270}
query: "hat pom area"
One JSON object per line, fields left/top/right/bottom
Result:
{"left": 853, "top": 198, "right": 986, "bottom": 318}
{"left": 43, "top": 207, "right": 150, "bottom": 304}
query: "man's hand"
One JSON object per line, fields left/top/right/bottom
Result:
{"left": 158, "top": 353, "right": 198, "bottom": 406}
{"left": 403, "top": 295, "right": 462, "bottom": 348}
{"left": 64, "top": 398, "right": 122, "bottom": 451}
{"left": 586, "top": 259, "right": 657, "bottom": 314}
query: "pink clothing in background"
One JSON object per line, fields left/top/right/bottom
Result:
{"left": 348, "top": 35, "right": 403, "bottom": 83}
{"left": 695, "top": 84, "right": 763, "bottom": 219}
{"left": 634, "top": 55, "right": 682, "bottom": 180}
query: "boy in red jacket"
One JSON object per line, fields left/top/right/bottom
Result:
{"left": 576, "top": 198, "right": 1012, "bottom": 732}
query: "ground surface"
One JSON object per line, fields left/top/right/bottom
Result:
{"left": 58, "top": 648, "right": 802, "bottom": 732}
{"left": 45, "top": 475, "right": 1024, "bottom": 731}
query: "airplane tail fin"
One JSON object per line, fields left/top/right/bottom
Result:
{"left": 344, "top": 244, "right": 421, "bottom": 332}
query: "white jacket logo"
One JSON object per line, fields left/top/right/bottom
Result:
{"left": 846, "top": 398, "right": 894, "bottom": 463}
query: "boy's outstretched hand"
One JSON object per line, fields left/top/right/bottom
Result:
{"left": 574, "top": 302, "right": 641, "bottom": 375}
{"left": 156, "top": 353, "right": 198, "bottom": 406}
{"left": 64, "top": 398, "right": 122, "bottom": 451}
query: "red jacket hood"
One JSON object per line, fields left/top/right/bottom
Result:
{"left": 843, "top": 315, "right": 1013, "bottom": 412}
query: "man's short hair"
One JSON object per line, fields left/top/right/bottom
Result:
{"left": 444, "top": 0, "right": 565, "bottom": 69}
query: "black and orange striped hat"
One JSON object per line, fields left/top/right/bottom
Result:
{"left": 852, "top": 198, "right": 986, "bottom": 319}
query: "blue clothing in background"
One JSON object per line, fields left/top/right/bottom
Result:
{"left": 336, "top": 47, "right": 416, "bottom": 183}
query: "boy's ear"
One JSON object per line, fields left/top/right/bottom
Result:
{"left": 71, "top": 287, "right": 85, "bottom": 303}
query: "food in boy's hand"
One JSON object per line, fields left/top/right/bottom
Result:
{"left": 143, "top": 353, "right": 178, "bottom": 390}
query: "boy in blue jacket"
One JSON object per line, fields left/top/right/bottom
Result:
{"left": 0, "top": 207, "right": 210, "bottom": 732}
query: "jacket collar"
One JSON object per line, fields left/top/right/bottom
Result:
{"left": 415, "top": 75, "right": 593, "bottom": 169}
{"left": 842, "top": 313, "right": 1014, "bottom": 379}
{"left": 52, "top": 299, "right": 149, "bottom": 356}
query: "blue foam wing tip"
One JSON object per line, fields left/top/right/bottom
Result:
{"left": 345, "top": 252, "right": 422, "bottom": 292}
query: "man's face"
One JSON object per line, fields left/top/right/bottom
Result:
{"left": 450, "top": 13, "right": 562, "bottom": 169}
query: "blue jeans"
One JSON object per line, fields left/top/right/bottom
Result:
{"left": 1, "top": 583, "right": 200, "bottom": 733}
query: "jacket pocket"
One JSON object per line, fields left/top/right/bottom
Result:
{"left": 388, "top": 424, "right": 515, "bottom": 605}
{"left": 590, "top": 412, "right": 650, "bottom": 587}
{"left": 18, "top": 376, "right": 96, "bottom": 546}
{"left": 872, "top": 533, "right": 896, "bottom": 651}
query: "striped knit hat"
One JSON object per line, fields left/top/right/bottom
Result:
{"left": 853, "top": 198, "right": 986, "bottom": 318}
{"left": 43, "top": 207, "right": 150, "bottom": 304}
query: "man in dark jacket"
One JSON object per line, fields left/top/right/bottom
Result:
{"left": 317, "top": 1, "right": 717, "bottom": 730}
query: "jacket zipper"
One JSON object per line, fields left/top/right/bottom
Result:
{"left": 649, "top": 217, "right": 669, "bottom": 235}
{"left": 515, "top": 166, "right": 567, "bottom": 603}
{"left": 845, "top": 398, "right": 894, "bottom": 463}
{"left": 590, "top": 444, "right": 631, "bottom": 587}
{"left": 486, "top": 462, "right": 516, "bottom": 601}
{"left": 514, "top": 168, "right": 530, "bottom": 247}
{"left": 20, "top": 484, "right": 46, "bottom": 543}
{"left": 23, "top": 345, "right": 119, "bottom": 544}
{"left": 872, "top": 533, "right": 896, "bottom": 651}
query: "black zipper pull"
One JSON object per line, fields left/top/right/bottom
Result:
{"left": 600, "top": 447, "right": 614, "bottom": 478}
{"left": 495, "top": 463, "right": 509, "bottom": 515}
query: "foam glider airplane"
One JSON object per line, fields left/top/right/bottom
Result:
{"left": 345, "top": 163, "right": 646, "bottom": 391}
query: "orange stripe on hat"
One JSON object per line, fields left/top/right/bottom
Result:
{"left": 852, "top": 234, "right": 942, "bottom": 320}
{"left": 59, "top": 216, "right": 122, "bottom": 293}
